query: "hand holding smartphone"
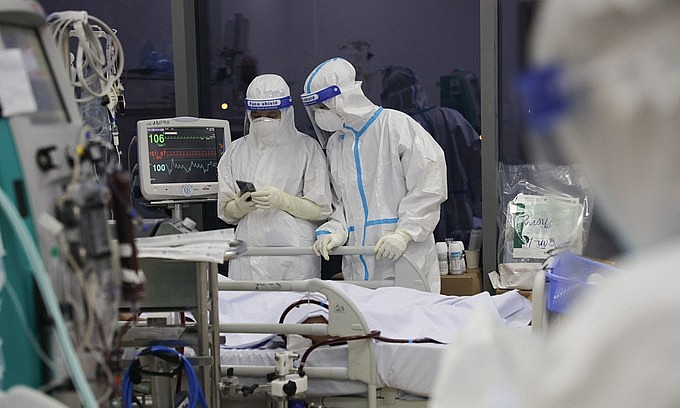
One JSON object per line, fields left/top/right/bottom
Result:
{"left": 236, "top": 180, "right": 256, "bottom": 201}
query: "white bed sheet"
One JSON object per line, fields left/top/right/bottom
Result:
{"left": 218, "top": 278, "right": 533, "bottom": 349}
{"left": 219, "top": 341, "right": 447, "bottom": 397}
{"left": 217, "top": 280, "right": 533, "bottom": 397}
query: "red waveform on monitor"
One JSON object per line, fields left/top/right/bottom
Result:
{"left": 149, "top": 149, "right": 217, "bottom": 160}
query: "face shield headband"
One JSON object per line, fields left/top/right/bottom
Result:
{"left": 301, "top": 85, "right": 342, "bottom": 107}
{"left": 300, "top": 85, "right": 342, "bottom": 148}
{"left": 243, "top": 96, "right": 293, "bottom": 137}
{"left": 516, "top": 64, "right": 571, "bottom": 135}
{"left": 516, "top": 52, "right": 637, "bottom": 134}
{"left": 245, "top": 95, "right": 293, "bottom": 111}
{"left": 515, "top": 63, "right": 581, "bottom": 164}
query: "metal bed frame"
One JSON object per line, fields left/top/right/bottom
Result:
{"left": 124, "top": 241, "right": 429, "bottom": 407}
{"left": 217, "top": 245, "right": 432, "bottom": 408}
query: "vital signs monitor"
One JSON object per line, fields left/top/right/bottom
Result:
{"left": 137, "top": 116, "right": 230, "bottom": 201}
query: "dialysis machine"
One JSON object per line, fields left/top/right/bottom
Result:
{"left": 0, "top": 1, "right": 139, "bottom": 405}
{"left": 0, "top": 0, "right": 85, "bottom": 389}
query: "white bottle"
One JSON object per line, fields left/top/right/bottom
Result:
{"left": 448, "top": 240, "right": 466, "bottom": 274}
{"left": 435, "top": 242, "right": 449, "bottom": 275}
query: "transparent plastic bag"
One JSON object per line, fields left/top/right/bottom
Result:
{"left": 496, "top": 163, "right": 593, "bottom": 289}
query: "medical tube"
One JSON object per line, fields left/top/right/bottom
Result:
{"left": 0, "top": 189, "right": 97, "bottom": 407}
{"left": 299, "top": 330, "right": 382, "bottom": 369}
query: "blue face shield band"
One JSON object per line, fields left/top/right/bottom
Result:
{"left": 245, "top": 95, "right": 293, "bottom": 111}
{"left": 516, "top": 64, "right": 571, "bottom": 134}
{"left": 301, "top": 86, "right": 342, "bottom": 106}
{"left": 300, "top": 86, "right": 343, "bottom": 148}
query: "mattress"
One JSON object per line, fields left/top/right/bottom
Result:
{"left": 218, "top": 279, "right": 533, "bottom": 348}
{"left": 217, "top": 279, "right": 533, "bottom": 398}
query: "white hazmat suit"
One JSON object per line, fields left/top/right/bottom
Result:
{"left": 430, "top": 0, "right": 680, "bottom": 406}
{"left": 218, "top": 74, "right": 332, "bottom": 280}
{"left": 301, "top": 58, "right": 447, "bottom": 293}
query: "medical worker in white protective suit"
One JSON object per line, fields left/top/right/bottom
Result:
{"left": 301, "top": 57, "right": 447, "bottom": 293}
{"left": 218, "top": 74, "right": 332, "bottom": 280}
{"left": 430, "top": 0, "right": 680, "bottom": 407}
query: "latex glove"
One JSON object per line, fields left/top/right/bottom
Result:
{"left": 251, "top": 186, "right": 321, "bottom": 221}
{"left": 224, "top": 192, "right": 256, "bottom": 220}
{"left": 375, "top": 230, "right": 411, "bottom": 261}
{"left": 313, "top": 233, "right": 346, "bottom": 261}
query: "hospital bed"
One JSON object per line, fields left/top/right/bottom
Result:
{"left": 215, "top": 247, "right": 532, "bottom": 408}
{"left": 131, "top": 237, "right": 531, "bottom": 408}
{"left": 216, "top": 246, "right": 432, "bottom": 408}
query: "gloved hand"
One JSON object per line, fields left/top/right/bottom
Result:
{"left": 251, "top": 186, "right": 321, "bottom": 220}
{"left": 313, "top": 233, "right": 346, "bottom": 261}
{"left": 250, "top": 186, "right": 287, "bottom": 209}
{"left": 375, "top": 229, "right": 411, "bottom": 261}
{"left": 224, "top": 192, "right": 256, "bottom": 220}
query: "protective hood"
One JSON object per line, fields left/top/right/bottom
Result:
{"left": 244, "top": 74, "right": 295, "bottom": 148}
{"left": 528, "top": 0, "right": 680, "bottom": 250}
{"left": 302, "top": 57, "right": 378, "bottom": 129}
{"left": 380, "top": 65, "right": 429, "bottom": 114}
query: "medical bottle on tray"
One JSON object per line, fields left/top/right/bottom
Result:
{"left": 435, "top": 242, "right": 449, "bottom": 275}
{"left": 447, "top": 240, "right": 466, "bottom": 274}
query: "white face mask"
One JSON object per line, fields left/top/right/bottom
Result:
{"left": 314, "top": 109, "right": 344, "bottom": 132}
{"left": 250, "top": 117, "right": 280, "bottom": 138}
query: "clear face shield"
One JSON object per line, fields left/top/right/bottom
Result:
{"left": 243, "top": 95, "right": 293, "bottom": 137}
{"left": 300, "top": 85, "right": 342, "bottom": 148}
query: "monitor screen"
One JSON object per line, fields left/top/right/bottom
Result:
{"left": 0, "top": 24, "right": 68, "bottom": 123}
{"left": 137, "top": 117, "right": 230, "bottom": 201}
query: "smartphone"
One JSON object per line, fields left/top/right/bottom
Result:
{"left": 236, "top": 180, "right": 256, "bottom": 200}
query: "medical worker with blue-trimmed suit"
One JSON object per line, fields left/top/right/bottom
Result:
{"left": 301, "top": 57, "right": 447, "bottom": 293}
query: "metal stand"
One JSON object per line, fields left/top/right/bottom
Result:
{"left": 120, "top": 239, "right": 245, "bottom": 408}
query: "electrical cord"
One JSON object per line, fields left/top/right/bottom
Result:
{"left": 46, "top": 11, "right": 124, "bottom": 103}
{"left": 122, "top": 345, "right": 208, "bottom": 408}
{"left": 126, "top": 135, "right": 136, "bottom": 174}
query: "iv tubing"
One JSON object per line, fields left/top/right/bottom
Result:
{"left": 0, "top": 188, "right": 98, "bottom": 407}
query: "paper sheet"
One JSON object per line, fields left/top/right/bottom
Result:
{"left": 135, "top": 228, "right": 235, "bottom": 263}
{"left": 0, "top": 49, "right": 38, "bottom": 116}
{"left": 507, "top": 193, "right": 583, "bottom": 259}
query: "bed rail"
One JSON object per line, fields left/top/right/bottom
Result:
{"left": 216, "top": 245, "right": 434, "bottom": 408}
{"left": 219, "top": 269, "right": 388, "bottom": 408}
{"left": 218, "top": 277, "right": 378, "bottom": 407}
{"left": 232, "top": 245, "right": 430, "bottom": 292}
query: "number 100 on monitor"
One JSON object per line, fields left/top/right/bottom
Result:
{"left": 137, "top": 116, "right": 231, "bottom": 201}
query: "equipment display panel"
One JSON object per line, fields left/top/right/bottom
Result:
{"left": 0, "top": 24, "right": 68, "bottom": 123}
{"left": 137, "top": 117, "right": 230, "bottom": 201}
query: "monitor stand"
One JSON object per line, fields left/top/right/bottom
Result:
{"left": 151, "top": 201, "right": 201, "bottom": 236}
